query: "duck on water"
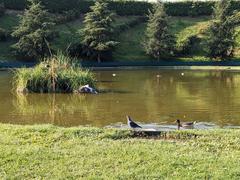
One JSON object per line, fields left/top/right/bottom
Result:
{"left": 127, "top": 116, "right": 196, "bottom": 130}
{"left": 176, "top": 119, "right": 196, "bottom": 130}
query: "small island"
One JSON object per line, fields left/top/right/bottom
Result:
{"left": 14, "top": 53, "right": 96, "bottom": 93}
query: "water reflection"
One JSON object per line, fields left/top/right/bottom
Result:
{"left": 0, "top": 69, "right": 240, "bottom": 127}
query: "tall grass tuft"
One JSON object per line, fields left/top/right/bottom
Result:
{"left": 14, "top": 52, "right": 96, "bottom": 93}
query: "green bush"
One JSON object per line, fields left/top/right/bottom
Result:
{"left": 3, "top": 0, "right": 240, "bottom": 16}
{"left": 0, "top": 28, "right": 8, "bottom": 41}
{"left": 0, "top": 2, "right": 5, "bottom": 16}
{"left": 176, "top": 35, "right": 199, "bottom": 55}
{"left": 14, "top": 53, "right": 96, "bottom": 93}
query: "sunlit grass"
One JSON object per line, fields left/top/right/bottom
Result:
{"left": 13, "top": 52, "right": 96, "bottom": 93}
{"left": 0, "top": 124, "right": 239, "bottom": 179}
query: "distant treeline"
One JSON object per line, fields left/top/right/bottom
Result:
{"left": 2, "top": 0, "right": 240, "bottom": 16}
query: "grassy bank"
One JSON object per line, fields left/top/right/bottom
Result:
{"left": 0, "top": 124, "right": 239, "bottom": 179}
{"left": 0, "top": 13, "right": 239, "bottom": 62}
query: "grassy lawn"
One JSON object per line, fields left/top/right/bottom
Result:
{"left": 0, "top": 14, "right": 19, "bottom": 31}
{"left": 113, "top": 16, "right": 212, "bottom": 61}
{"left": 53, "top": 16, "right": 140, "bottom": 51}
{"left": 0, "top": 124, "right": 239, "bottom": 179}
{"left": 0, "top": 40, "right": 16, "bottom": 60}
{"left": 113, "top": 23, "right": 152, "bottom": 62}
{"left": 0, "top": 14, "right": 240, "bottom": 62}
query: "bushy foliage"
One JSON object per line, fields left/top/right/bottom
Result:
{"left": 11, "top": 0, "right": 55, "bottom": 60}
{"left": 14, "top": 52, "right": 96, "bottom": 93}
{"left": 81, "top": 1, "right": 118, "bottom": 62}
{"left": 144, "top": 2, "right": 175, "bottom": 60}
{"left": 0, "top": 28, "right": 8, "bottom": 41}
{"left": 0, "top": 2, "right": 5, "bottom": 16}
{"left": 206, "top": 0, "right": 240, "bottom": 59}
{"left": 3, "top": 0, "right": 240, "bottom": 16}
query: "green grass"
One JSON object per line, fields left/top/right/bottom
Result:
{"left": 14, "top": 53, "right": 96, "bottom": 93}
{"left": 0, "top": 14, "right": 240, "bottom": 62}
{"left": 0, "top": 40, "right": 15, "bottom": 60}
{"left": 53, "top": 16, "right": 140, "bottom": 51}
{"left": 0, "top": 124, "right": 239, "bottom": 179}
{"left": 0, "top": 14, "right": 19, "bottom": 31}
{"left": 113, "top": 16, "right": 212, "bottom": 61}
{"left": 113, "top": 23, "right": 152, "bottom": 61}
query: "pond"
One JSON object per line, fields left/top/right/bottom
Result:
{"left": 0, "top": 69, "right": 240, "bottom": 127}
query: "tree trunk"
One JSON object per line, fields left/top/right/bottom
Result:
{"left": 97, "top": 53, "right": 101, "bottom": 63}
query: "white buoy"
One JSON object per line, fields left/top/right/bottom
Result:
{"left": 181, "top": 73, "right": 184, "bottom": 76}
{"left": 112, "top": 74, "right": 116, "bottom": 77}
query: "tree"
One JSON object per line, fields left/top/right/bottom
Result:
{"left": 206, "top": 0, "right": 240, "bottom": 59}
{"left": 12, "top": 0, "right": 55, "bottom": 60}
{"left": 81, "top": 0, "right": 118, "bottom": 63}
{"left": 143, "top": 1, "right": 175, "bottom": 60}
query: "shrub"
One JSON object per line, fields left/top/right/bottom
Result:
{"left": 3, "top": 0, "right": 240, "bottom": 16}
{"left": 0, "top": 28, "right": 8, "bottom": 41}
{"left": 176, "top": 35, "right": 199, "bottom": 55}
{"left": 0, "top": 2, "right": 5, "bottom": 16}
{"left": 14, "top": 52, "right": 96, "bottom": 93}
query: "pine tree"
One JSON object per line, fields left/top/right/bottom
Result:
{"left": 12, "top": 0, "right": 55, "bottom": 60}
{"left": 81, "top": 0, "right": 117, "bottom": 63}
{"left": 207, "top": 0, "right": 240, "bottom": 59}
{"left": 143, "top": 2, "right": 175, "bottom": 60}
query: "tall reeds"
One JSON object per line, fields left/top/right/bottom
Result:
{"left": 14, "top": 52, "right": 96, "bottom": 93}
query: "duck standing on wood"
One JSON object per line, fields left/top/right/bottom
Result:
{"left": 176, "top": 119, "right": 196, "bottom": 130}
{"left": 127, "top": 116, "right": 142, "bottom": 129}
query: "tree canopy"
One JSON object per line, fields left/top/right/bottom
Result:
{"left": 12, "top": 0, "right": 55, "bottom": 60}
{"left": 143, "top": 2, "right": 175, "bottom": 60}
{"left": 206, "top": 0, "right": 240, "bottom": 59}
{"left": 81, "top": 0, "right": 118, "bottom": 62}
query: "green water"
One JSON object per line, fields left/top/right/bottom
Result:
{"left": 0, "top": 69, "right": 240, "bottom": 127}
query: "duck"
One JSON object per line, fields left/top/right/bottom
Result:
{"left": 127, "top": 116, "right": 142, "bottom": 129}
{"left": 79, "top": 84, "right": 98, "bottom": 94}
{"left": 176, "top": 119, "right": 196, "bottom": 130}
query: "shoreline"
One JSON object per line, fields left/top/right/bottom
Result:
{"left": 2, "top": 60, "right": 240, "bottom": 70}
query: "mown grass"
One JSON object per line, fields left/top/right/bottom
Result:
{"left": 0, "top": 124, "right": 239, "bottom": 179}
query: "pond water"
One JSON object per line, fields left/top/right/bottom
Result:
{"left": 1, "top": 69, "right": 240, "bottom": 128}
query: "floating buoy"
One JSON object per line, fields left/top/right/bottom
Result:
{"left": 112, "top": 74, "right": 116, "bottom": 77}
{"left": 156, "top": 75, "right": 161, "bottom": 78}
{"left": 181, "top": 73, "right": 185, "bottom": 76}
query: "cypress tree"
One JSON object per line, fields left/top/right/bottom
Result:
{"left": 12, "top": 0, "right": 55, "bottom": 60}
{"left": 81, "top": 0, "right": 118, "bottom": 63}
{"left": 207, "top": 0, "right": 240, "bottom": 59}
{"left": 143, "top": 2, "right": 175, "bottom": 60}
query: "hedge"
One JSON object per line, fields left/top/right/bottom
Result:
{"left": 3, "top": 0, "right": 240, "bottom": 16}
{"left": 0, "top": 0, "right": 5, "bottom": 16}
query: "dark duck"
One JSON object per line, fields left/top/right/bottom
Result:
{"left": 176, "top": 119, "right": 196, "bottom": 130}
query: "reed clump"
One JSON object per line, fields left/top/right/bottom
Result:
{"left": 14, "top": 53, "right": 96, "bottom": 93}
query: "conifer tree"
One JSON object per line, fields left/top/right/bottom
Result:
{"left": 81, "top": 0, "right": 117, "bottom": 63}
{"left": 12, "top": 0, "right": 55, "bottom": 60}
{"left": 144, "top": 2, "right": 174, "bottom": 60}
{"left": 207, "top": 0, "right": 240, "bottom": 59}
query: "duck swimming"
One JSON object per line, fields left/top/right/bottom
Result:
{"left": 176, "top": 119, "right": 196, "bottom": 130}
